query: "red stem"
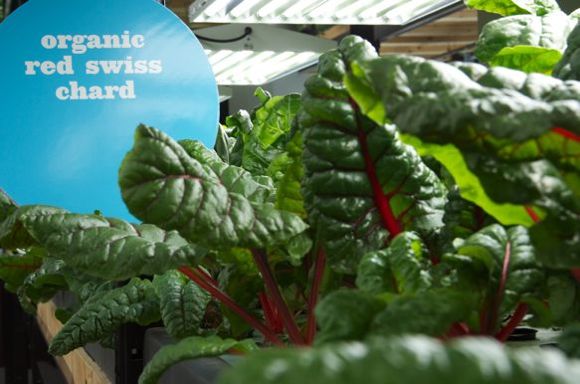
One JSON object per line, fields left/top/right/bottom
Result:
{"left": 571, "top": 269, "right": 580, "bottom": 283}
{"left": 496, "top": 303, "right": 529, "bottom": 342}
{"left": 552, "top": 127, "right": 580, "bottom": 142}
{"left": 259, "top": 292, "right": 283, "bottom": 333}
{"left": 178, "top": 266, "right": 284, "bottom": 346}
{"left": 0, "top": 264, "right": 40, "bottom": 271}
{"left": 524, "top": 206, "right": 541, "bottom": 223}
{"left": 447, "top": 322, "right": 470, "bottom": 338}
{"left": 490, "top": 241, "right": 512, "bottom": 332}
{"left": 305, "top": 247, "right": 327, "bottom": 344}
{"left": 352, "top": 100, "right": 403, "bottom": 237}
{"left": 251, "top": 250, "right": 306, "bottom": 345}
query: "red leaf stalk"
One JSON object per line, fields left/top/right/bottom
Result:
{"left": 251, "top": 250, "right": 306, "bottom": 345}
{"left": 496, "top": 303, "right": 529, "bottom": 342}
{"left": 305, "top": 247, "right": 327, "bottom": 344}
{"left": 179, "top": 266, "right": 284, "bottom": 346}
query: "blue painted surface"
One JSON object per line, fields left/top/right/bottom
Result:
{"left": 0, "top": 0, "right": 218, "bottom": 220}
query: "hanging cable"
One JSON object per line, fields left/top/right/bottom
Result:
{"left": 195, "top": 27, "right": 252, "bottom": 43}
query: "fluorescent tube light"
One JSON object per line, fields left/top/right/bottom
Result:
{"left": 197, "top": 24, "right": 336, "bottom": 86}
{"left": 190, "top": 0, "right": 461, "bottom": 25}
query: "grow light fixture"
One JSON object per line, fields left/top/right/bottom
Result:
{"left": 198, "top": 24, "right": 336, "bottom": 86}
{"left": 190, "top": 0, "right": 461, "bottom": 25}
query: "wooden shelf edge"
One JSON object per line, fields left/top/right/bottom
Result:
{"left": 36, "top": 301, "right": 112, "bottom": 384}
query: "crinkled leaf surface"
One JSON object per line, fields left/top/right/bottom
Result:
{"left": 154, "top": 270, "right": 211, "bottom": 340}
{"left": 218, "top": 336, "right": 580, "bottom": 384}
{"left": 49, "top": 278, "right": 160, "bottom": 356}
{"left": 179, "top": 139, "right": 274, "bottom": 204}
{"left": 8, "top": 206, "right": 206, "bottom": 280}
{"left": 0, "top": 206, "right": 62, "bottom": 249}
{"left": 226, "top": 90, "right": 302, "bottom": 176}
{"left": 347, "top": 55, "right": 580, "bottom": 174}
{"left": 139, "top": 336, "right": 258, "bottom": 384}
{"left": 370, "top": 290, "right": 477, "bottom": 337}
{"left": 315, "top": 290, "right": 386, "bottom": 344}
{"left": 17, "top": 258, "right": 67, "bottom": 313}
{"left": 475, "top": 11, "right": 574, "bottom": 67}
{"left": 356, "top": 232, "right": 432, "bottom": 295}
{"left": 268, "top": 131, "right": 306, "bottom": 217}
{"left": 301, "top": 36, "right": 446, "bottom": 272}
{"left": 119, "top": 125, "right": 307, "bottom": 250}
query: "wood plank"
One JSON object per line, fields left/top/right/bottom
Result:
{"left": 379, "top": 8, "right": 478, "bottom": 59}
{"left": 381, "top": 41, "right": 474, "bottom": 54}
{"left": 36, "top": 301, "right": 112, "bottom": 384}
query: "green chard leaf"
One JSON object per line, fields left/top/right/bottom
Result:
{"left": 465, "top": 0, "right": 560, "bottom": 16}
{"left": 554, "top": 24, "right": 580, "bottom": 80}
{"left": 347, "top": 55, "right": 580, "bottom": 175}
{"left": 119, "top": 125, "right": 307, "bottom": 250}
{"left": 489, "top": 46, "right": 563, "bottom": 75}
{"left": 301, "top": 36, "right": 446, "bottom": 272}
{"left": 49, "top": 278, "right": 160, "bottom": 356}
{"left": 139, "top": 336, "right": 258, "bottom": 384}
{"left": 4, "top": 206, "right": 206, "bottom": 280}
{"left": 153, "top": 270, "right": 211, "bottom": 340}
{"left": 475, "top": 11, "right": 575, "bottom": 72}
{"left": 346, "top": 52, "right": 580, "bottom": 263}
{"left": 445, "top": 225, "right": 545, "bottom": 333}
{"left": 218, "top": 336, "right": 580, "bottom": 384}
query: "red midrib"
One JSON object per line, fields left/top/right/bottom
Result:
{"left": 357, "top": 128, "right": 403, "bottom": 237}
{"left": 487, "top": 241, "right": 511, "bottom": 334}
{"left": 524, "top": 206, "right": 541, "bottom": 223}
{"left": 2, "top": 264, "right": 40, "bottom": 271}
{"left": 552, "top": 127, "right": 580, "bottom": 143}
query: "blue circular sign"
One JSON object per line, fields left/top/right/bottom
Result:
{"left": 0, "top": 0, "right": 219, "bottom": 219}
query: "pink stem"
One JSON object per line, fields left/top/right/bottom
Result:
{"left": 495, "top": 303, "right": 529, "bottom": 342}
{"left": 251, "top": 250, "right": 306, "bottom": 345}
{"left": 305, "top": 248, "right": 327, "bottom": 344}
{"left": 352, "top": 100, "right": 403, "bottom": 237}
{"left": 179, "top": 266, "right": 284, "bottom": 346}
{"left": 488, "top": 241, "right": 512, "bottom": 332}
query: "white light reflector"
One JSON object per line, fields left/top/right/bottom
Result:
{"left": 190, "top": 0, "right": 460, "bottom": 25}
{"left": 205, "top": 49, "right": 320, "bottom": 86}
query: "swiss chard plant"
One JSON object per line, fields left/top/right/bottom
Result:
{"left": 1, "top": 6, "right": 580, "bottom": 384}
